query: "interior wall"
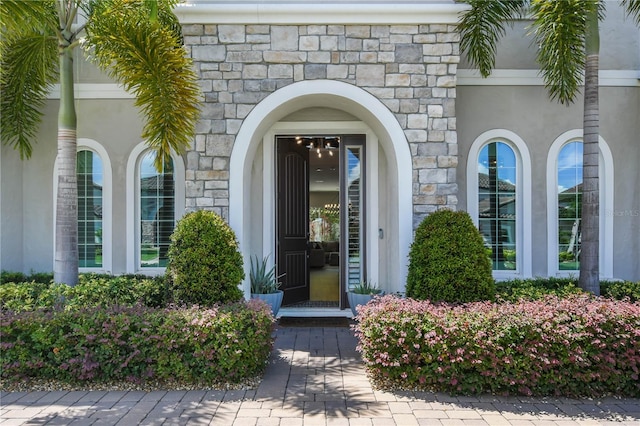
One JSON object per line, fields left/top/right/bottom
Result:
{"left": 310, "top": 192, "right": 339, "bottom": 208}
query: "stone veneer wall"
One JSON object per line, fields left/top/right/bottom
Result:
{"left": 182, "top": 23, "right": 460, "bottom": 228}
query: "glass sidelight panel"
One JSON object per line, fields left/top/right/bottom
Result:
{"left": 342, "top": 141, "right": 365, "bottom": 291}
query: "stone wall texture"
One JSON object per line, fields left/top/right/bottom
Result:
{"left": 182, "top": 23, "right": 460, "bottom": 227}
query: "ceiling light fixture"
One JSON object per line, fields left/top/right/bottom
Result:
{"left": 295, "top": 136, "right": 340, "bottom": 158}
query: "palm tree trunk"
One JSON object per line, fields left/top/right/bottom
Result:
{"left": 54, "top": 46, "right": 79, "bottom": 286}
{"left": 578, "top": 7, "right": 600, "bottom": 295}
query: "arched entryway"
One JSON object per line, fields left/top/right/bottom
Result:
{"left": 229, "top": 80, "right": 412, "bottom": 308}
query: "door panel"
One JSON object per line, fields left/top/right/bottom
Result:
{"left": 276, "top": 137, "right": 310, "bottom": 305}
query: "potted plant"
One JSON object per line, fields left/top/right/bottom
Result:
{"left": 250, "top": 255, "right": 284, "bottom": 316}
{"left": 348, "top": 280, "right": 383, "bottom": 317}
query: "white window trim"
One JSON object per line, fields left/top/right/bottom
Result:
{"left": 546, "top": 130, "right": 614, "bottom": 278}
{"left": 125, "top": 142, "right": 185, "bottom": 275}
{"left": 53, "top": 138, "right": 113, "bottom": 274}
{"left": 467, "top": 129, "right": 532, "bottom": 280}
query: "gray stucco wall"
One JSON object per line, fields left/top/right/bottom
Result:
{"left": 457, "top": 85, "right": 640, "bottom": 281}
{"left": 0, "top": 99, "right": 159, "bottom": 275}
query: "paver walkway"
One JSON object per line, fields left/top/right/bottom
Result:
{"left": 1, "top": 325, "right": 639, "bottom": 425}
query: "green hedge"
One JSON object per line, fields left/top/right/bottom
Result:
{"left": 355, "top": 294, "right": 640, "bottom": 397}
{"left": 0, "top": 273, "right": 168, "bottom": 312}
{"left": 496, "top": 277, "right": 640, "bottom": 302}
{"left": 1, "top": 300, "right": 274, "bottom": 388}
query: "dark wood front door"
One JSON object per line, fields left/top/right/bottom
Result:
{"left": 276, "top": 137, "right": 310, "bottom": 305}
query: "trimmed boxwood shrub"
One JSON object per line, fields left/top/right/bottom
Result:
{"left": 167, "top": 210, "right": 244, "bottom": 306}
{"left": 406, "top": 210, "right": 495, "bottom": 302}
{"left": 354, "top": 294, "right": 640, "bottom": 397}
{"left": 1, "top": 300, "right": 274, "bottom": 388}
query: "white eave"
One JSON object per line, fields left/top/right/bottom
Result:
{"left": 175, "top": 2, "right": 468, "bottom": 25}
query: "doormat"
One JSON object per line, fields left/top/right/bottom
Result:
{"left": 278, "top": 316, "right": 353, "bottom": 327}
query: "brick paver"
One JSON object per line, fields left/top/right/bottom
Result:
{"left": 1, "top": 325, "right": 639, "bottom": 425}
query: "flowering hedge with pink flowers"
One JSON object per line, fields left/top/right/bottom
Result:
{"left": 1, "top": 300, "right": 275, "bottom": 389}
{"left": 353, "top": 294, "right": 640, "bottom": 397}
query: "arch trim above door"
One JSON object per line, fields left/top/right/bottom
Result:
{"left": 229, "top": 80, "right": 412, "bottom": 298}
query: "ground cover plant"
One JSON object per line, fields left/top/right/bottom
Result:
{"left": 354, "top": 294, "right": 640, "bottom": 397}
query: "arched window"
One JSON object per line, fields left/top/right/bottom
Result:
{"left": 139, "top": 152, "right": 174, "bottom": 268}
{"left": 126, "top": 143, "right": 185, "bottom": 273}
{"left": 53, "top": 139, "right": 112, "bottom": 273}
{"left": 556, "top": 141, "right": 583, "bottom": 271}
{"left": 468, "top": 130, "right": 532, "bottom": 278}
{"left": 77, "top": 149, "right": 104, "bottom": 268}
{"left": 547, "top": 131, "right": 613, "bottom": 277}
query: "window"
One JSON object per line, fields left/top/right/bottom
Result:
{"left": 478, "top": 142, "right": 517, "bottom": 271}
{"left": 467, "top": 130, "right": 532, "bottom": 278}
{"left": 547, "top": 131, "right": 613, "bottom": 277}
{"left": 126, "top": 143, "right": 185, "bottom": 273}
{"left": 556, "top": 141, "right": 582, "bottom": 271}
{"left": 53, "top": 139, "right": 112, "bottom": 273}
{"left": 77, "top": 149, "right": 103, "bottom": 268}
{"left": 139, "top": 152, "right": 174, "bottom": 268}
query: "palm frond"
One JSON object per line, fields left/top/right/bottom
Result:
{"left": 85, "top": 0, "right": 201, "bottom": 170}
{"left": 0, "top": 31, "right": 58, "bottom": 158}
{"left": 621, "top": 0, "right": 640, "bottom": 25}
{"left": 530, "top": 0, "right": 594, "bottom": 104}
{"left": 0, "top": 0, "right": 58, "bottom": 35}
{"left": 458, "top": 0, "right": 529, "bottom": 77}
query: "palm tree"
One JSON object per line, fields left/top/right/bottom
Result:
{"left": 1, "top": 0, "right": 201, "bottom": 286}
{"left": 458, "top": 0, "right": 639, "bottom": 295}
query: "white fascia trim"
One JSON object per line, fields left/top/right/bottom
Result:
{"left": 458, "top": 69, "right": 640, "bottom": 87}
{"left": 48, "top": 84, "right": 133, "bottom": 99}
{"left": 175, "top": 3, "right": 468, "bottom": 24}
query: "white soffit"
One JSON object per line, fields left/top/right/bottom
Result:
{"left": 175, "top": 1, "right": 468, "bottom": 24}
